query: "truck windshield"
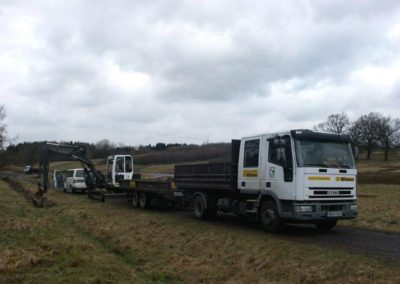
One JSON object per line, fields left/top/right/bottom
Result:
{"left": 294, "top": 140, "right": 355, "bottom": 168}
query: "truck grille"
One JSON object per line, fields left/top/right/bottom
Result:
{"left": 308, "top": 187, "right": 354, "bottom": 198}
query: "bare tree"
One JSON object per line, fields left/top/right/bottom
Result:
{"left": 95, "top": 139, "right": 116, "bottom": 157}
{"left": 314, "top": 112, "right": 350, "bottom": 134}
{"left": 379, "top": 116, "right": 400, "bottom": 161}
{"left": 0, "top": 105, "right": 6, "bottom": 149}
{"left": 349, "top": 112, "right": 382, "bottom": 160}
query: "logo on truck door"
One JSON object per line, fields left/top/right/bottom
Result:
{"left": 243, "top": 169, "right": 258, "bottom": 178}
{"left": 269, "top": 167, "right": 275, "bottom": 178}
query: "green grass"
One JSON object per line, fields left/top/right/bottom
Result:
{"left": 1, "top": 179, "right": 400, "bottom": 283}
{"left": 342, "top": 184, "right": 400, "bottom": 233}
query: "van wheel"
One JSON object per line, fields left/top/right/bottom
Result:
{"left": 315, "top": 220, "right": 337, "bottom": 231}
{"left": 132, "top": 192, "right": 139, "bottom": 208}
{"left": 193, "top": 195, "right": 216, "bottom": 220}
{"left": 139, "top": 193, "right": 149, "bottom": 209}
{"left": 259, "top": 201, "right": 283, "bottom": 232}
{"left": 70, "top": 186, "right": 75, "bottom": 194}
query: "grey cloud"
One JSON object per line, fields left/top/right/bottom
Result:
{"left": 1, "top": 0, "right": 400, "bottom": 144}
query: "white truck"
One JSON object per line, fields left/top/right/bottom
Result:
{"left": 167, "top": 129, "right": 358, "bottom": 231}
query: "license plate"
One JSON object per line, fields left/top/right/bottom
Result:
{"left": 327, "top": 211, "right": 342, "bottom": 217}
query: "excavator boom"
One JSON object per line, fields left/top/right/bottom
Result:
{"left": 35, "top": 142, "right": 107, "bottom": 206}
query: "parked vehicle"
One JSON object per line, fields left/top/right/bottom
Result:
{"left": 23, "top": 165, "right": 32, "bottom": 174}
{"left": 64, "top": 169, "right": 87, "bottom": 193}
{"left": 121, "top": 129, "right": 358, "bottom": 232}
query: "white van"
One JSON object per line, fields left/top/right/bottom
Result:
{"left": 64, "top": 168, "right": 86, "bottom": 193}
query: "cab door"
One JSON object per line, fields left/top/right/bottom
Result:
{"left": 238, "top": 138, "right": 261, "bottom": 193}
{"left": 265, "top": 136, "right": 294, "bottom": 200}
{"left": 124, "top": 155, "right": 133, "bottom": 180}
{"left": 53, "top": 170, "right": 64, "bottom": 189}
{"left": 114, "top": 156, "right": 125, "bottom": 184}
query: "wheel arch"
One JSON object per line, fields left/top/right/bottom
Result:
{"left": 258, "top": 191, "right": 282, "bottom": 213}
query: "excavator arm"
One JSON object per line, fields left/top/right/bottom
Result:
{"left": 35, "top": 142, "right": 107, "bottom": 206}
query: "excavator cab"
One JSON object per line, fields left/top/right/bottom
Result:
{"left": 106, "top": 155, "right": 134, "bottom": 187}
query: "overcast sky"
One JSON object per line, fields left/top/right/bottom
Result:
{"left": 1, "top": 1, "right": 399, "bottom": 145}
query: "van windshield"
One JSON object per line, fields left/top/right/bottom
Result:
{"left": 75, "top": 170, "right": 84, "bottom": 178}
{"left": 294, "top": 140, "right": 355, "bottom": 169}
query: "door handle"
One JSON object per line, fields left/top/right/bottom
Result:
{"left": 241, "top": 181, "right": 246, "bottom": 187}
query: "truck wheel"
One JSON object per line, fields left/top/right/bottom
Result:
{"left": 315, "top": 220, "right": 337, "bottom": 231}
{"left": 259, "top": 201, "right": 283, "bottom": 232}
{"left": 139, "top": 193, "right": 149, "bottom": 209}
{"left": 193, "top": 195, "right": 216, "bottom": 220}
{"left": 132, "top": 192, "right": 139, "bottom": 208}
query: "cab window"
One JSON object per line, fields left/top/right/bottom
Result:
{"left": 116, "top": 156, "right": 125, "bottom": 172}
{"left": 243, "top": 139, "right": 260, "bottom": 168}
{"left": 125, "top": 156, "right": 132, "bottom": 172}
{"left": 268, "top": 135, "right": 293, "bottom": 182}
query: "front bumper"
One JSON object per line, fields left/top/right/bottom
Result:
{"left": 281, "top": 201, "right": 357, "bottom": 221}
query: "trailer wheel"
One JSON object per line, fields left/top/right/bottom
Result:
{"left": 315, "top": 220, "right": 337, "bottom": 231}
{"left": 132, "top": 192, "right": 139, "bottom": 208}
{"left": 193, "top": 195, "right": 216, "bottom": 220}
{"left": 259, "top": 200, "right": 283, "bottom": 233}
{"left": 139, "top": 192, "right": 150, "bottom": 209}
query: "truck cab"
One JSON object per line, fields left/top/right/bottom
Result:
{"left": 237, "top": 129, "right": 357, "bottom": 230}
{"left": 106, "top": 155, "right": 134, "bottom": 187}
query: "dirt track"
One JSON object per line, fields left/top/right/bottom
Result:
{"left": 171, "top": 211, "right": 400, "bottom": 263}
{"left": 2, "top": 170, "right": 400, "bottom": 264}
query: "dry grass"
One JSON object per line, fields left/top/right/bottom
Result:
{"left": 0, "top": 180, "right": 140, "bottom": 283}
{"left": 342, "top": 184, "right": 400, "bottom": 233}
{"left": 1, "top": 179, "right": 400, "bottom": 283}
{"left": 136, "top": 164, "right": 175, "bottom": 175}
{"left": 355, "top": 151, "right": 400, "bottom": 185}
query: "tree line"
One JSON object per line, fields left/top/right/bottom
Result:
{"left": 0, "top": 103, "right": 398, "bottom": 166}
{"left": 314, "top": 112, "right": 400, "bottom": 160}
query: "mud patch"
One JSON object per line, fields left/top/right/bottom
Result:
{"left": 0, "top": 176, "right": 56, "bottom": 208}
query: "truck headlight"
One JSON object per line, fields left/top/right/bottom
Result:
{"left": 350, "top": 204, "right": 357, "bottom": 211}
{"left": 295, "top": 205, "right": 313, "bottom": 213}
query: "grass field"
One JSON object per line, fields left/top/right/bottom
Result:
{"left": 1, "top": 179, "right": 400, "bottom": 283}
{"left": 1, "top": 150, "right": 400, "bottom": 283}
{"left": 342, "top": 184, "right": 400, "bottom": 233}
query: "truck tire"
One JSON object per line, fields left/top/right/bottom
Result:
{"left": 315, "top": 220, "right": 337, "bottom": 231}
{"left": 259, "top": 200, "right": 283, "bottom": 233}
{"left": 193, "top": 195, "right": 217, "bottom": 220}
{"left": 139, "top": 192, "right": 149, "bottom": 209}
{"left": 132, "top": 192, "right": 139, "bottom": 208}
